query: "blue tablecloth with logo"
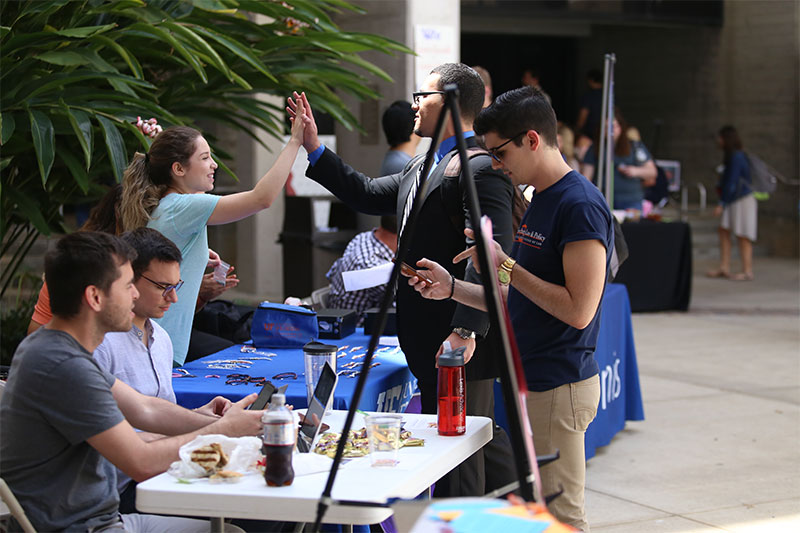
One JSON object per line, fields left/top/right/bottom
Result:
{"left": 493, "top": 283, "right": 645, "bottom": 460}
{"left": 173, "top": 331, "right": 417, "bottom": 413}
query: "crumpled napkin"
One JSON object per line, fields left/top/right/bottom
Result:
{"left": 168, "top": 434, "right": 262, "bottom": 479}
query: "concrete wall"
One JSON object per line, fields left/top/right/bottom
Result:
{"left": 333, "top": 0, "right": 460, "bottom": 232}
{"left": 214, "top": 0, "right": 798, "bottom": 301}
{"left": 576, "top": 0, "right": 799, "bottom": 256}
{"left": 332, "top": 1, "right": 411, "bottom": 180}
{"left": 206, "top": 97, "right": 287, "bottom": 302}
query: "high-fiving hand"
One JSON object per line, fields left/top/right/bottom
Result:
{"left": 286, "top": 91, "right": 320, "bottom": 154}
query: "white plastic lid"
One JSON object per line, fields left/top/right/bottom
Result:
{"left": 270, "top": 393, "right": 286, "bottom": 407}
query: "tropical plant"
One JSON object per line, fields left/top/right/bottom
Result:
{"left": 0, "top": 271, "right": 42, "bottom": 366}
{"left": 0, "top": 0, "right": 411, "bottom": 299}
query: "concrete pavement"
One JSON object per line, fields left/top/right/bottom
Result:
{"left": 585, "top": 254, "right": 800, "bottom": 532}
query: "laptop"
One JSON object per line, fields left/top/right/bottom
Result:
{"left": 297, "top": 362, "right": 338, "bottom": 453}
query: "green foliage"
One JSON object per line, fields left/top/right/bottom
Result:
{"left": 0, "top": 0, "right": 411, "bottom": 299}
{"left": 0, "top": 271, "right": 42, "bottom": 366}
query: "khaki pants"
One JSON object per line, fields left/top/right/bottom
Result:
{"left": 526, "top": 375, "right": 600, "bottom": 532}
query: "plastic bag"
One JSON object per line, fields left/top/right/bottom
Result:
{"left": 168, "top": 434, "right": 263, "bottom": 479}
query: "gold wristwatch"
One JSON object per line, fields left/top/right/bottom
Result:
{"left": 497, "top": 257, "right": 517, "bottom": 286}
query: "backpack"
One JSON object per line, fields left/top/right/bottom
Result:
{"left": 744, "top": 151, "right": 778, "bottom": 200}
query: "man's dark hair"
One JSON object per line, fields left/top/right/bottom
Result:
{"left": 380, "top": 215, "right": 398, "bottom": 234}
{"left": 121, "top": 227, "right": 182, "bottom": 280}
{"left": 382, "top": 101, "right": 415, "bottom": 147}
{"left": 587, "top": 68, "right": 603, "bottom": 84}
{"left": 431, "top": 63, "right": 485, "bottom": 122}
{"left": 46, "top": 232, "right": 137, "bottom": 318}
{"left": 474, "top": 86, "right": 558, "bottom": 148}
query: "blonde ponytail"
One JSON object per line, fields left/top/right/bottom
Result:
{"left": 119, "top": 153, "right": 166, "bottom": 231}
{"left": 119, "top": 126, "right": 202, "bottom": 231}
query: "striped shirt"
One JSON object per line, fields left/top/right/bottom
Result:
{"left": 326, "top": 229, "right": 395, "bottom": 315}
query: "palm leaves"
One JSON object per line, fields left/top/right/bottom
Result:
{"left": 0, "top": 0, "right": 411, "bottom": 298}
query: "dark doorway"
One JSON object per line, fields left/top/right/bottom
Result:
{"left": 461, "top": 34, "right": 579, "bottom": 126}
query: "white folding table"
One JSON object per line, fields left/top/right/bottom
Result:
{"left": 136, "top": 412, "right": 492, "bottom": 529}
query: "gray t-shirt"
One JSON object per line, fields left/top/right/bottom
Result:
{"left": 380, "top": 149, "right": 412, "bottom": 176}
{"left": 0, "top": 328, "right": 125, "bottom": 532}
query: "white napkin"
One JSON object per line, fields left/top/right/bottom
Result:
{"left": 293, "top": 452, "right": 333, "bottom": 476}
{"left": 168, "top": 435, "right": 263, "bottom": 479}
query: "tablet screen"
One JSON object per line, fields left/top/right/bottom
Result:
{"left": 297, "top": 362, "right": 337, "bottom": 453}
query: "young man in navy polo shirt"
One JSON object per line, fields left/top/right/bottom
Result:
{"left": 408, "top": 85, "right": 613, "bottom": 532}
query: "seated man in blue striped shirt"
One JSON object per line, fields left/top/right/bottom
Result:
{"left": 94, "top": 227, "right": 229, "bottom": 512}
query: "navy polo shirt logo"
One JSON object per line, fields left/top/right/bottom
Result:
{"left": 515, "top": 224, "right": 546, "bottom": 249}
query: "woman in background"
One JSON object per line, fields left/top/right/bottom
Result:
{"left": 707, "top": 125, "right": 756, "bottom": 281}
{"left": 582, "top": 108, "right": 657, "bottom": 210}
{"left": 557, "top": 122, "right": 580, "bottom": 171}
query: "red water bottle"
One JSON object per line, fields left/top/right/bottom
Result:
{"left": 437, "top": 346, "right": 466, "bottom": 436}
{"left": 262, "top": 393, "right": 295, "bottom": 486}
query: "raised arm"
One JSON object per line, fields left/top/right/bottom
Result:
{"left": 289, "top": 91, "right": 401, "bottom": 215}
{"left": 207, "top": 97, "right": 308, "bottom": 225}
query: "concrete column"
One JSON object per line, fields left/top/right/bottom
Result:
{"left": 207, "top": 95, "right": 286, "bottom": 303}
{"left": 334, "top": 0, "right": 460, "bottom": 231}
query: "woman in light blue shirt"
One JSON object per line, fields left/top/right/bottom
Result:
{"left": 118, "top": 97, "right": 307, "bottom": 365}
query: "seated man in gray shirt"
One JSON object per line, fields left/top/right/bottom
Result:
{"left": 94, "top": 227, "right": 231, "bottom": 513}
{"left": 0, "top": 232, "right": 262, "bottom": 532}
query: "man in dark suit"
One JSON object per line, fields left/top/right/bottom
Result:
{"left": 289, "top": 63, "right": 515, "bottom": 495}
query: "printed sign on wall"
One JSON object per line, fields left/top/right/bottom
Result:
{"left": 414, "top": 25, "right": 457, "bottom": 89}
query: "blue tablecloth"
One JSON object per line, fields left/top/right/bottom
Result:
{"left": 493, "top": 283, "right": 645, "bottom": 460}
{"left": 174, "top": 331, "right": 417, "bottom": 413}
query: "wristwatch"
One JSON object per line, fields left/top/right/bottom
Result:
{"left": 452, "top": 327, "right": 476, "bottom": 340}
{"left": 497, "top": 257, "right": 517, "bottom": 286}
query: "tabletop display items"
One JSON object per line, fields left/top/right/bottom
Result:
{"left": 262, "top": 394, "right": 295, "bottom": 486}
{"left": 437, "top": 346, "right": 467, "bottom": 436}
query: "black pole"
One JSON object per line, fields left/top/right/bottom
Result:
{"left": 442, "top": 85, "right": 536, "bottom": 502}
{"left": 311, "top": 84, "right": 543, "bottom": 530}
{"left": 310, "top": 102, "right": 451, "bottom": 532}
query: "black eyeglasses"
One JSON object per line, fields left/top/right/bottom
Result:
{"left": 412, "top": 91, "right": 445, "bottom": 106}
{"left": 140, "top": 274, "right": 184, "bottom": 298}
{"left": 487, "top": 131, "right": 528, "bottom": 162}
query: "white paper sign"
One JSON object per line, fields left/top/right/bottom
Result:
{"left": 414, "top": 25, "right": 457, "bottom": 88}
{"left": 341, "top": 262, "right": 393, "bottom": 292}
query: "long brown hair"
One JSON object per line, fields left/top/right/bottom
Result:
{"left": 613, "top": 108, "right": 632, "bottom": 158}
{"left": 119, "top": 126, "right": 202, "bottom": 231}
{"left": 80, "top": 183, "right": 122, "bottom": 234}
{"left": 591, "top": 107, "right": 632, "bottom": 157}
